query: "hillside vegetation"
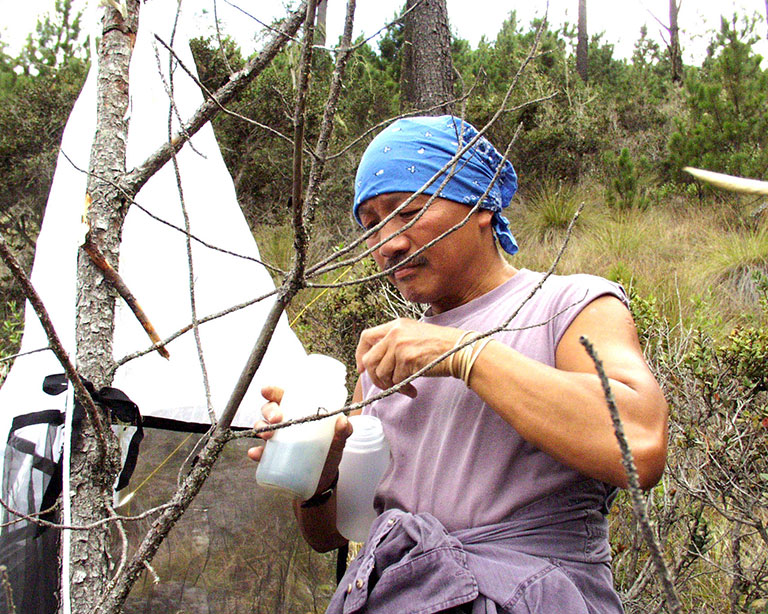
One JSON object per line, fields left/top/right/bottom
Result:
{"left": 0, "top": 4, "right": 766, "bottom": 612}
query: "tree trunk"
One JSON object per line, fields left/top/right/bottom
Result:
{"left": 669, "top": 0, "right": 683, "bottom": 83}
{"left": 576, "top": 0, "right": 588, "bottom": 82}
{"left": 400, "top": 0, "right": 454, "bottom": 114}
{"left": 316, "top": 0, "right": 328, "bottom": 46}
{"left": 69, "top": 1, "right": 139, "bottom": 612}
{"left": 764, "top": 0, "right": 768, "bottom": 40}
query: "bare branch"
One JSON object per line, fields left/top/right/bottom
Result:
{"left": 320, "top": 0, "right": 424, "bottom": 53}
{"left": 153, "top": 34, "right": 297, "bottom": 149}
{"left": 112, "top": 286, "right": 279, "bottom": 370}
{"left": 325, "top": 93, "right": 475, "bottom": 161}
{"left": 0, "top": 346, "right": 51, "bottom": 363}
{"left": 128, "top": 199, "right": 284, "bottom": 273}
{"left": 122, "top": 0, "right": 309, "bottom": 195}
{"left": 288, "top": 0, "right": 319, "bottom": 285}
{"left": 303, "top": 0, "right": 358, "bottom": 231}
{"left": 0, "top": 490, "right": 177, "bottom": 531}
{"left": 579, "top": 336, "right": 683, "bottom": 614}
{"left": 164, "top": 13, "right": 216, "bottom": 423}
{"left": 104, "top": 506, "right": 129, "bottom": 598}
{"left": 59, "top": 148, "right": 285, "bottom": 274}
{"left": 212, "top": 0, "right": 235, "bottom": 76}
{"left": 0, "top": 500, "right": 60, "bottom": 529}
{"left": 83, "top": 233, "right": 170, "bottom": 359}
{"left": 221, "top": 0, "right": 303, "bottom": 44}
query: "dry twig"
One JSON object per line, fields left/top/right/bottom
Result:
{"left": 83, "top": 233, "right": 170, "bottom": 359}
{"left": 579, "top": 336, "right": 683, "bottom": 614}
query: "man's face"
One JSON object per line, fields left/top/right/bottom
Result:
{"left": 356, "top": 192, "right": 494, "bottom": 313}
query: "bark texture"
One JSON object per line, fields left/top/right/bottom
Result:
{"left": 669, "top": 0, "right": 683, "bottom": 83}
{"left": 576, "top": 0, "right": 588, "bottom": 82}
{"left": 48, "top": 1, "right": 312, "bottom": 611}
{"left": 70, "top": 2, "right": 139, "bottom": 612}
{"left": 400, "top": 0, "right": 454, "bottom": 114}
{"left": 316, "top": 0, "right": 328, "bottom": 46}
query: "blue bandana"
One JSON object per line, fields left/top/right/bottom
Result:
{"left": 353, "top": 115, "right": 518, "bottom": 255}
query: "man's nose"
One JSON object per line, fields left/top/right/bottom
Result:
{"left": 377, "top": 221, "right": 410, "bottom": 258}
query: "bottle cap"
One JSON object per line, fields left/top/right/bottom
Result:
{"left": 345, "top": 415, "right": 385, "bottom": 452}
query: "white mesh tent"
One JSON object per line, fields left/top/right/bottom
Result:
{"left": 0, "top": 3, "right": 326, "bottom": 611}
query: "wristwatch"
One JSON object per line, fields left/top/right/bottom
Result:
{"left": 299, "top": 472, "right": 339, "bottom": 508}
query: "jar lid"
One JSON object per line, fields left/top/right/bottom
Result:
{"left": 346, "top": 415, "right": 385, "bottom": 451}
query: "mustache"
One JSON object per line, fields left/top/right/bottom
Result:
{"left": 384, "top": 253, "right": 428, "bottom": 272}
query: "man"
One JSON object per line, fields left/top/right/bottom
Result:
{"left": 249, "top": 116, "right": 668, "bottom": 613}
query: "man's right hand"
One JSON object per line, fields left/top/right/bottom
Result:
{"left": 247, "top": 385, "right": 354, "bottom": 497}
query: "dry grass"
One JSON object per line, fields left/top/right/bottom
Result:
{"left": 692, "top": 224, "right": 768, "bottom": 322}
{"left": 511, "top": 186, "right": 768, "bottom": 335}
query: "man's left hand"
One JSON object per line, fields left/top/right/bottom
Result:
{"left": 355, "top": 318, "right": 465, "bottom": 397}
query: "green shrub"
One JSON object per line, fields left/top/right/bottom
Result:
{"left": 519, "top": 180, "right": 587, "bottom": 243}
{"left": 603, "top": 148, "right": 650, "bottom": 210}
{"left": 0, "top": 300, "right": 23, "bottom": 384}
{"left": 609, "top": 280, "right": 768, "bottom": 613}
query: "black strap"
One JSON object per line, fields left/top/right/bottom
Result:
{"left": 300, "top": 473, "right": 339, "bottom": 509}
{"left": 9, "top": 410, "right": 64, "bottom": 431}
{"left": 43, "top": 373, "right": 251, "bottom": 433}
{"left": 336, "top": 543, "right": 349, "bottom": 584}
{"left": 140, "top": 415, "right": 250, "bottom": 433}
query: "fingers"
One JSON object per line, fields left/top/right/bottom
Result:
{"left": 248, "top": 386, "right": 354, "bottom": 465}
{"left": 247, "top": 387, "right": 286, "bottom": 462}
{"left": 247, "top": 413, "right": 281, "bottom": 462}
{"left": 355, "top": 321, "right": 394, "bottom": 374}
{"left": 258, "top": 385, "right": 285, "bottom": 430}
{"left": 261, "top": 385, "right": 284, "bottom": 404}
{"left": 247, "top": 414, "right": 282, "bottom": 461}
{"left": 313, "top": 415, "right": 353, "bottom": 492}
{"left": 356, "top": 319, "right": 425, "bottom": 397}
{"left": 334, "top": 414, "right": 353, "bottom": 441}
{"left": 367, "top": 346, "right": 417, "bottom": 397}
{"left": 247, "top": 444, "right": 264, "bottom": 462}
{"left": 400, "top": 382, "right": 419, "bottom": 398}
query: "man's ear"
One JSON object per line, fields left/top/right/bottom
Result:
{"left": 477, "top": 209, "right": 494, "bottom": 229}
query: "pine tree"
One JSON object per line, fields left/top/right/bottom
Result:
{"left": 668, "top": 15, "right": 768, "bottom": 183}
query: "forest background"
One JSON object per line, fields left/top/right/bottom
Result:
{"left": 0, "top": 0, "right": 767, "bottom": 612}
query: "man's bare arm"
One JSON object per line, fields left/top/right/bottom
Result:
{"left": 355, "top": 296, "right": 668, "bottom": 489}
{"left": 469, "top": 295, "right": 668, "bottom": 488}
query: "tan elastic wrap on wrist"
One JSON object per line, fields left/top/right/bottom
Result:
{"left": 448, "top": 331, "right": 493, "bottom": 386}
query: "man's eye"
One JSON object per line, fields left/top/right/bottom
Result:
{"left": 400, "top": 208, "right": 421, "bottom": 220}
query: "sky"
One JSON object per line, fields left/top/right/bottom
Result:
{"left": 1, "top": 0, "right": 767, "bottom": 65}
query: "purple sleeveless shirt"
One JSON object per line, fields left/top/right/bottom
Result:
{"left": 361, "top": 269, "right": 629, "bottom": 532}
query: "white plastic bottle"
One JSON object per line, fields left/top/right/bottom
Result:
{"left": 255, "top": 354, "right": 347, "bottom": 500}
{"left": 335, "top": 415, "right": 390, "bottom": 543}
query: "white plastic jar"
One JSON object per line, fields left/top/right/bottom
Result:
{"left": 336, "top": 415, "right": 391, "bottom": 543}
{"left": 255, "top": 354, "right": 347, "bottom": 500}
